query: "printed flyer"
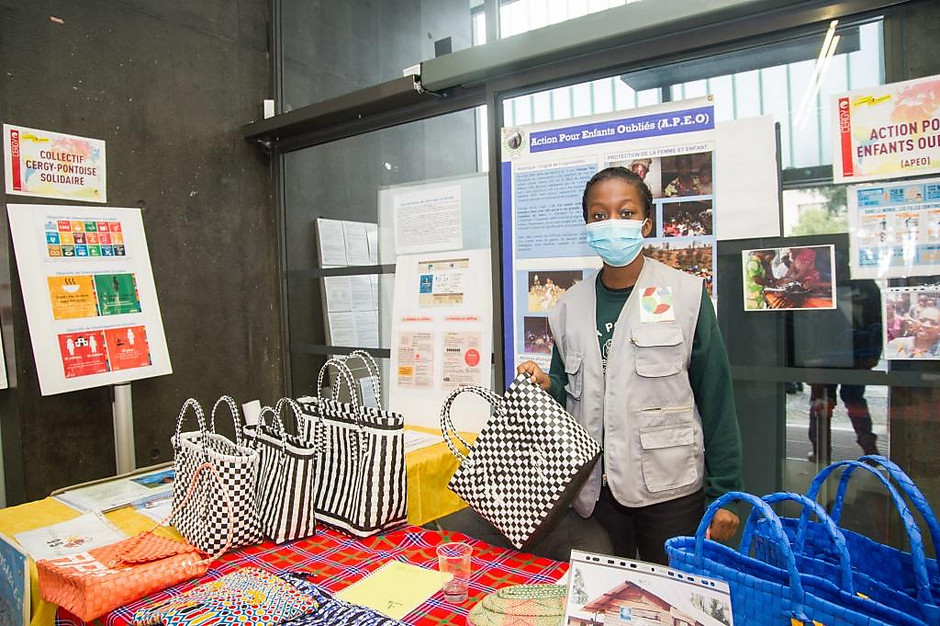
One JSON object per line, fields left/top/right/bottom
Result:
{"left": 847, "top": 177, "right": 940, "bottom": 279}
{"left": 3, "top": 123, "right": 107, "bottom": 203}
{"left": 7, "top": 204, "right": 172, "bottom": 395}
{"left": 833, "top": 73, "right": 940, "bottom": 183}
{"left": 501, "top": 98, "right": 717, "bottom": 380}
{"left": 389, "top": 249, "right": 493, "bottom": 432}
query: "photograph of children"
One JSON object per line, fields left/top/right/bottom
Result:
{"left": 742, "top": 245, "right": 836, "bottom": 311}
{"left": 608, "top": 156, "right": 663, "bottom": 198}
{"left": 643, "top": 240, "right": 714, "bottom": 296}
{"left": 565, "top": 551, "right": 732, "bottom": 626}
{"left": 523, "top": 316, "right": 554, "bottom": 354}
{"left": 528, "top": 270, "right": 584, "bottom": 312}
{"left": 663, "top": 201, "right": 713, "bottom": 237}
{"left": 883, "top": 287, "right": 940, "bottom": 360}
{"left": 661, "top": 152, "right": 712, "bottom": 198}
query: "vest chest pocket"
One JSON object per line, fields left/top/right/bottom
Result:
{"left": 564, "top": 352, "right": 583, "bottom": 399}
{"left": 631, "top": 326, "right": 685, "bottom": 378}
{"left": 638, "top": 424, "right": 698, "bottom": 493}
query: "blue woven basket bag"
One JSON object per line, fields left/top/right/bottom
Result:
{"left": 665, "top": 491, "right": 925, "bottom": 626}
{"left": 749, "top": 458, "right": 939, "bottom": 625}
{"left": 741, "top": 491, "right": 931, "bottom": 623}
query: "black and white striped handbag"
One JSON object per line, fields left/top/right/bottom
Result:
{"left": 171, "top": 396, "right": 264, "bottom": 553}
{"left": 296, "top": 355, "right": 407, "bottom": 537}
{"left": 440, "top": 375, "right": 602, "bottom": 550}
{"left": 243, "top": 397, "right": 324, "bottom": 544}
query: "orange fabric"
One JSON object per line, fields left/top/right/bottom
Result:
{"left": 36, "top": 533, "right": 207, "bottom": 622}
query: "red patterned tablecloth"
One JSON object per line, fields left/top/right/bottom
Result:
{"left": 55, "top": 525, "right": 568, "bottom": 625}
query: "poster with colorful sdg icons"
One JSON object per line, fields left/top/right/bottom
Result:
{"left": 58, "top": 326, "right": 151, "bottom": 379}
{"left": 47, "top": 273, "right": 142, "bottom": 320}
{"left": 44, "top": 218, "right": 125, "bottom": 258}
{"left": 8, "top": 204, "right": 172, "bottom": 395}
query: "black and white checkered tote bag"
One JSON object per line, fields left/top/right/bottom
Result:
{"left": 243, "top": 397, "right": 324, "bottom": 543}
{"left": 171, "top": 396, "right": 263, "bottom": 553}
{"left": 296, "top": 357, "right": 407, "bottom": 537}
{"left": 440, "top": 375, "right": 602, "bottom": 550}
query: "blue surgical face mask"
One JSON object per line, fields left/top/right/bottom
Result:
{"left": 585, "top": 218, "right": 647, "bottom": 267}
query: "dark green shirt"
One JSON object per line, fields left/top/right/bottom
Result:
{"left": 547, "top": 273, "right": 743, "bottom": 505}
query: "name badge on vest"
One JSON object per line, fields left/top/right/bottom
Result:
{"left": 639, "top": 286, "right": 676, "bottom": 323}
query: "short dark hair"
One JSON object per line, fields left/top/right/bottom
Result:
{"left": 581, "top": 166, "right": 653, "bottom": 221}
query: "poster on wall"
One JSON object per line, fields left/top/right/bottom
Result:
{"left": 7, "top": 204, "right": 172, "bottom": 395}
{"left": 388, "top": 249, "right": 492, "bottom": 432}
{"left": 847, "top": 177, "right": 940, "bottom": 279}
{"left": 833, "top": 73, "right": 940, "bottom": 184}
{"left": 741, "top": 245, "right": 837, "bottom": 311}
{"left": 3, "top": 124, "right": 107, "bottom": 203}
{"left": 883, "top": 286, "right": 940, "bottom": 360}
{"left": 500, "top": 97, "right": 717, "bottom": 380}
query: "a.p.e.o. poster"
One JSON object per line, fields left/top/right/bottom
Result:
{"left": 8, "top": 204, "right": 171, "bottom": 395}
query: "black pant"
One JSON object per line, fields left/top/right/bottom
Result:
{"left": 592, "top": 486, "right": 705, "bottom": 565}
{"left": 808, "top": 384, "right": 878, "bottom": 459}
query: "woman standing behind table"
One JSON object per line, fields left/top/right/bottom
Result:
{"left": 517, "top": 166, "right": 743, "bottom": 565}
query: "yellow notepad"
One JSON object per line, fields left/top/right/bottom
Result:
{"left": 335, "top": 560, "right": 450, "bottom": 620}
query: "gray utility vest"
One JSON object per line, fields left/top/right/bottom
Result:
{"left": 548, "top": 258, "right": 704, "bottom": 516}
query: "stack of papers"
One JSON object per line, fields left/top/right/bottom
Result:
{"left": 336, "top": 560, "right": 448, "bottom": 620}
{"left": 14, "top": 512, "right": 126, "bottom": 561}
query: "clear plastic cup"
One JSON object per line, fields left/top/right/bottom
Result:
{"left": 437, "top": 542, "right": 472, "bottom": 603}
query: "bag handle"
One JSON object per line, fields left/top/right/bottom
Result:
{"left": 853, "top": 455, "right": 940, "bottom": 557}
{"left": 257, "top": 404, "right": 290, "bottom": 460}
{"left": 694, "top": 492, "right": 810, "bottom": 623}
{"left": 173, "top": 398, "right": 206, "bottom": 452}
{"left": 345, "top": 349, "right": 382, "bottom": 407}
{"left": 317, "top": 357, "right": 361, "bottom": 410}
{"left": 209, "top": 395, "right": 243, "bottom": 447}
{"left": 115, "top": 462, "right": 234, "bottom": 566}
{"left": 739, "top": 491, "right": 855, "bottom": 594}
{"left": 439, "top": 385, "right": 501, "bottom": 464}
{"left": 272, "top": 397, "right": 326, "bottom": 455}
{"left": 318, "top": 358, "right": 368, "bottom": 454}
{"left": 802, "top": 460, "right": 934, "bottom": 607}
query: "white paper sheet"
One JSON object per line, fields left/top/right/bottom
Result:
{"left": 14, "top": 512, "right": 127, "bottom": 561}
{"left": 52, "top": 467, "right": 175, "bottom": 513}
{"left": 404, "top": 430, "right": 444, "bottom": 453}
{"left": 343, "top": 221, "right": 372, "bottom": 266}
{"left": 328, "top": 311, "right": 358, "bottom": 346}
{"left": 324, "top": 276, "right": 353, "bottom": 312}
{"left": 0, "top": 329, "right": 7, "bottom": 390}
{"left": 348, "top": 275, "right": 374, "bottom": 311}
{"left": 366, "top": 223, "right": 379, "bottom": 264}
{"left": 353, "top": 310, "right": 380, "bottom": 349}
{"left": 715, "top": 115, "right": 781, "bottom": 240}
{"left": 394, "top": 185, "right": 463, "bottom": 255}
{"left": 317, "top": 218, "right": 348, "bottom": 267}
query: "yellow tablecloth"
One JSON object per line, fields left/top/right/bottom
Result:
{"left": 403, "top": 425, "right": 475, "bottom": 526}
{"left": 0, "top": 428, "right": 474, "bottom": 625}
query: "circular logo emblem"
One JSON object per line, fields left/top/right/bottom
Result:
{"left": 464, "top": 349, "right": 481, "bottom": 367}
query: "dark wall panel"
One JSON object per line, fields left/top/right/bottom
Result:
{"left": 0, "top": 0, "right": 278, "bottom": 503}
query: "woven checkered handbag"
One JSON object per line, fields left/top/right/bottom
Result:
{"left": 296, "top": 357, "right": 407, "bottom": 537}
{"left": 665, "top": 491, "right": 926, "bottom": 626}
{"left": 171, "top": 397, "right": 263, "bottom": 553}
{"left": 748, "top": 458, "right": 940, "bottom": 624}
{"left": 243, "top": 397, "right": 324, "bottom": 543}
{"left": 440, "top": 374, "right": 601, "bottom": 550}
{"left": 39, "top": 462, "right": 233, "bottom": 622}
